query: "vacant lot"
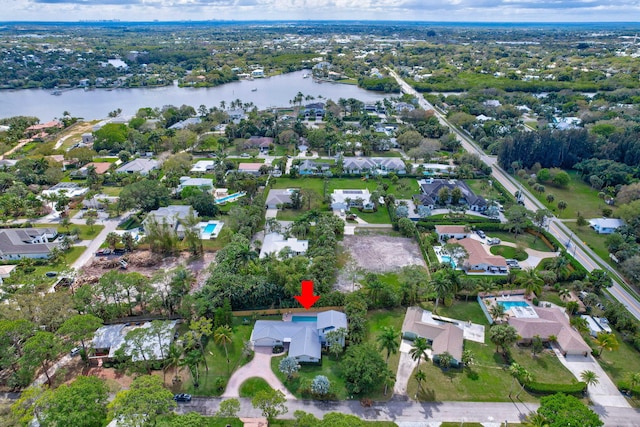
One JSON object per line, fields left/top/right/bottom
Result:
{"left": 342, "top": 234, "right": 426, "bottom": 272}
{"left": 336, "top": 234, "right": 426, "bottom": 291}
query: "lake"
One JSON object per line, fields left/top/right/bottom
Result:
{"left": 0, "top": 71, "right": 391, "bottom": 121}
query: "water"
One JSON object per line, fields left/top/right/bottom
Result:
{"left": 215, "top": 191, "right": 246, "bottom": 204}
{"left": 203, "top": 223, "right": 217, "bottom": 234}
{"left": 498, "top": 300, "right": 530, "bottom": 309}
{"left": 0, "top": 70, "right": 390, "bottom": 121}
{"left": 440, "top": 255, "right": 457, "bottom": 268}
{"left": 291, "top": 316, "right": 317, "bottom": 322}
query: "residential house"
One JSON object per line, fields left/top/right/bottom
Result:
{"left": 25, "top": 120, "right": 63, "bottom": 138}
{"left": 41, "top": 182, "right": 89, "bottom": 198}
{"left": 176, "top": 177, "right": 214, "bottom": 194}
{"left": 298, "top": 159, "right": 331, "bottom": 176}
{"left": 244, "top": 136, "right": 273, "bottom": 153}
{"left": 250, "top": 310, "right": 347, "bottom": 363}
{"left": 508, "top": 306, "right": 591, "bottom": 357}
{"left": 81, "top": 133, "right": 94, "bottom": 144}
{"left": 237, "top": 163, "right": 263, "bottom": 176}
{"left": 74, "top": 162, "right": 112, "bottom": 178}
{"left": 0, "top": 265, "right": 17, "bottom": 285}
{"left": 251, "top": 69, "right": 265, "bottom": 78}
{"left": 413, "top": 178, "right": 487, "bottom": 212}
{"left": 90, "top": 320, "right": 178, "bottom": 362}
{"left": 190, "top": 160, "right": 216, "bottom": 173}
{"left": 0, "top": 228, "right": 59, "bottom": 261}
{"left": 342, "top": 157, "right": 406, "bottom": 175}
{"left": 169, "top": 117, "right": 201, "bottom": 130}
{"left": 303, "top": 103, "right": 325, "bottom": 119}
{"left": 142, "top": 205, "right": 198, "bottom": 239}
{"left": 331, "top": 189, "right": 372, "bottom": 210}
{"left": 394, "top": 102, "right": 415, "bottom": 113}
{"left": 226, "top": 109, "right": 246, "bottom": 123}
{"left": 265, "top": 189, "right": 295, "bottom": 209}
{"left": 82, "top": 194, "right": 118, "bottom": 210}
{"left": 259, "top": 232, "right": 308, "bottom": 259}
{"left": 402, "top": 307, "right": 464, "bottom": 366}
{"left": 116, "top": 158, "right": 159, "bottom": 175}
{"left": 450, "top": 237, "right": 508, "bottom": 274}
{"left": 435, "top": 225, "right": 469, "bottom": 242}
{"left": 589, "top": 218, "right": 624, "bottom": 234}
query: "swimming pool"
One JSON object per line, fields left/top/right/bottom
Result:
{"left": 498, "top": 301, "right": 530, "bottom": 310}
{"left": 203, "top": 223, "right": 217, "bottom": 234}
{"left": 215, "top": 191, "right": 246, "bottom": 204}
{"left": 291, "top": 316, "right": 317, "bottom": 322}
{"left": 440, "top": 255, "right": 457, "bottom": 268}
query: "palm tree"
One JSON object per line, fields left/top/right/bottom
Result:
{"left": 489, "top": 303, "right": 507, "bottom": 322}
{"left": 214, "top": 325, "right": 234, "bottom": 371}
{"left": 377, "top": 326, "right": 400, "bottom": 364}
{"left": 523, "top": 412, "right": 549, "bottom": 427}
{"left": 165, "top": 343, "right": 183, "bottom": 384}
{"left": 414, "top": 369, "right": 426, "bottom": 396}
{"left": 519, "top": 268, "right": 543, "bottom": 299}
{"left": 409, "top": 337, "right": 430, "bottom": 367}
{"left": 509, "top": 362, "right": 533, "bottom": 399}
{"left": 629, "top": 372, "right": 640, "bottom": 397}
{"left": 580, "top": 370, "right": 599, "bottom": 387}
{"left": 431, "top": 273, "right": 452, "bottom": 313}
{"left": 558, "top": 288, "right": 571, "bottom": 301}
{"left": 595, "top": 331, "right": 619, "bottom": 357}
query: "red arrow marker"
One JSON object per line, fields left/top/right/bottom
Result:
{"left": 294, "top": 280, "right": 320, "bottom": 310}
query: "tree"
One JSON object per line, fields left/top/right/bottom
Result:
{"left": 251, "top": 389, "right": 287, "bottom": 420}
{"left": 505, "top": 204, "right": 530, "bottom": 238}
{"left": 437, "top": 351, "right": 454, "bottom": 370}
{"left": 532, "top": 335, "right": 544, "bottom": 357}
{"left": 122, "top": 327, "right": 155, "bottom": 373}
{"left": 414, "top": 369, "right": 426, "bottom": 394}
{"left": 523, "top": 412, "right": 550, "bottom": 427}
{"left": 580, "top": 370, "right": 599, "bottom": 387}
{"left": 557, "top": 200, "right": 568, "bottom": 216}
{"left": 409, "top": 337, "right": 430, "bottom": 366}
{"left": 311, "top": 375, "right": 331, "bottom": 396}
{"left": 552, "top": 171, "right": 571, "bottom": 187}
{"left": 214, "top": 325, "right": 233, "bottom": 371}
{"left": 489, "top": 324, "right": 519, "bottom": 355}
{"left": 376, "top": 326, "right": 400, "bottom": 363}
{"left": 278, "top": 356, "right": 300, "bottom": 382}
{"left": 108, "top": 375, "right": 176, "bottom": 427}
{"left": 519, "top": 268, "right": 543, "bottom": 299}
{"left": 86, "top": 216, "right": 96, "bottom": 232}
{"left": 341, "top": 343, "right": 392, "bottom": 395}
{"left": 217, "top": 398, "right": 241, "bottom": 417}
{"left": 461, "top": 349, "right": 475, "bottom": 368}
{"left": 118, "top": 179, "right": 171, "bottom": 212}
{"left": 105, "top": 232, "right": 120, "bottom": 250}
{"left": 536, "top": 393, "right": 603, "bottom": 427}
{"left": 431, "top": 271, "right": 453, "bottom": 313}
{"left": 39, "top": 376, "right": 108, "bottom": 427}
{"left": 290, "top": 189, "right": 303, "bottom": 210}
{"left": 509, "top": 362, "right": 533, "bottom": 398}
{"left": 594, "top": 331, "right": 619, "bottom": 357}
{"left": 489, "top": 303, "right": 507, "bottom": 322}
{"left": 57, "top": 313, "right": 103, "bottom": 354}
{"left": 21, "top": 331, "right": 61, "bottom": 387}
{"left": 398, "top": 217, "right": 416, "bottom": 237}
{"left": 325, "top": 327, "right": 347, "bottom": 360}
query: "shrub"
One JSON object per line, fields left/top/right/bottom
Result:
{"left": 524, "top": 381, "right": 587, "bottom": 396}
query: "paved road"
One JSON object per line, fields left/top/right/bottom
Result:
{"left": 177, "top": 396, "right": 640, "bottom": 426}
{"left": 387, "top": 68, "right": 640, "bottom": 321}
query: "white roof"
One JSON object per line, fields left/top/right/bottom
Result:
{"left": 331, "top": 189, "right": 372, "bottom": 205}
{"left": 190, "top": 160, "right": 215, "bottom": 173}
{"left": 259, "top": 233, "right": 308, "bottom": 258}
{"left": 589, "top": 218, "right": 624, "bottom": 229}
{"left": 92, "top": 321, "right": 177, "bottom": 361}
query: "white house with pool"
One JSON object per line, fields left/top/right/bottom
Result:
{"left": 250, "top": 310, "right": 347, "bottom": 363}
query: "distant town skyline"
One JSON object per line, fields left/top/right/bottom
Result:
{"left": 4, "top": 0, "right": 640, "bottom": 23}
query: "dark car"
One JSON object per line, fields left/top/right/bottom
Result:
{"left": 45, "top": 271, "right": 58, "bottom": 277}
{"left": 174, "top": 393, "right": 192, "bottom": 402}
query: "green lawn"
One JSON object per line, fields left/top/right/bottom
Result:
{"left": 565, "top": 222, "right": 612, "bottom": 266}
{"left": 516, "top": 170, "right": 614, "bottom": 219}
{"left": 271, "top": 354, "right": 348, "bottom": 400}
{"left": 100, "top": 186, "right": 123, "bottom": 196}
{"left": 182, "top": 321, "right": 253, "bottom": 396}
{"left": 239, "top": 377, "right": 273, "bottom": 397}
{"left": 350, "top": 206, "right": 391, "bottom": 224}
{"left": 487, "top": 231, "right": 555, "bottom": 253}
{"left": 489, "top": 245, "right": 528, "bottom": 261}
{"left": 407, "top": 301, "right": 576, "bottom": 402}
{"left": 34, "top": 223, "right": 104, "bottom": 240}
{"left": 65, "top": 245, "right": 87, "bottom": 264}
{"left": 465, "top": 179, "right": 508, "bottom": 202}
{"left": 595, "top": 331, "right": 640, "bottom": 407}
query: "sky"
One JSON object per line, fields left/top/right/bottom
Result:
{"left": 4, "top": 0, "right": 640, "bottom": 23}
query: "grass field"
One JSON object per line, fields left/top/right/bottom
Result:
{"left": 516, "top": 170, "right": 614, "bottom": 219}
{"left": 34, "top": 222, "right": 105, "bottom": 240}
{"left": 182, "top": 321, "right": 253, "bottom": 396}
{"left": 595, "top": 331, "right": 640, "bottom": 407}
{"left": 487, "top": 231, "right": 555, "bottom": 253}
{"left": 239, "top": 377, "right": 273, "bottom": 398}
{"left": 564, "top": 222, "right": 612, "bottom": 266}
{"left": 350, "top": 206, "right": 391, "bottom": 224}
{"left": 489, "top": 245, "right": 528, "bottom": 261}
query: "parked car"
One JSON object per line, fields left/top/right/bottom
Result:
{"left": 45, "top": 271, "right": 58, "bottom": 277}
{"left": 487, "top": 237, "right": 501, "bottom": 245}
{"left": 174, "top": 393, "right": 192, "bottom": 402}
{"left": 476, "top": 230, "right": 486, "bottom": 239}
{"left": 70, "top": 347, "right": 81, "bottom": 357}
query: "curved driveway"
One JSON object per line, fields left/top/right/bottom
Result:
{"left": 222, "top": 346, "right": 295, "bottom": 399}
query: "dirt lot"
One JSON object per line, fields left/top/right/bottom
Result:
{"left": 335, "top": 234, "right": 426, "bottom": 291}
{"left": 77, "top": 250, "right": 216, "bottom": 293}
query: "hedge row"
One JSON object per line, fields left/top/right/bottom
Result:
{"left": 524, "top": 381, "right": 586, "bottom": 396}
{"left": 617, "top": 380, "right": 640, "bottom": 396}
{"left": 417, "top": 219, "right": 502, "bottom": 230}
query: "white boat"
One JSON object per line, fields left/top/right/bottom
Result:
{"left": 51, "top": 90, "right": 62, "bottom": 96}
{"left": 251, "top": 87, "right": 257, "bottom": 92}
{"left": 303, "top": 73, "right": 310, "bottom": 79}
